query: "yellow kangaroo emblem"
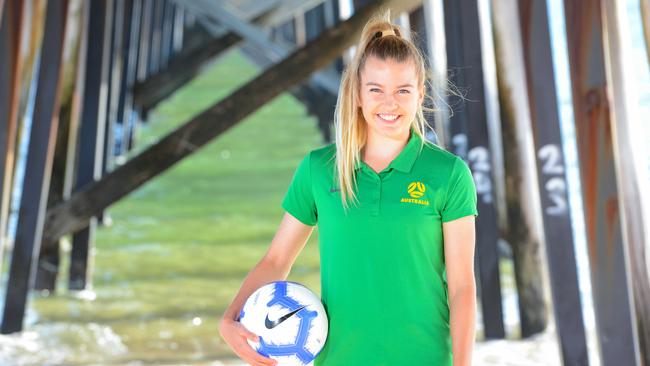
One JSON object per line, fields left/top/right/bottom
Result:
{"left": 407, "top": 182, "right": 426, "bottom": 198}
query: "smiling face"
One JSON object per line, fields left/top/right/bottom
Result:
{"left": 358, "top": 56, "right": 424, "bottom": 142}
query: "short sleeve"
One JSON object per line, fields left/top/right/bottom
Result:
{"left": 441, "top": 157, "right": 478, "bottom": 223}
{"left": 281, "top": 152, "right": 317, "bottom": 226}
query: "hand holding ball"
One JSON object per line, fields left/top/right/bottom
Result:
{"left": 238, "top": 281, "right": 328, "bottom": 366}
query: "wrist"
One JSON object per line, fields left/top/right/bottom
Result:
{"left": 220, "top": 312, "right": 238, "bottom": 325}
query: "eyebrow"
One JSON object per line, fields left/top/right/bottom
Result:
{"left": 365, "top": 82, "right": 415, "bottom": 88}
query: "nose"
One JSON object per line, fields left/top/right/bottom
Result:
{"left": 381, "top": 93, "right": 398, "bottom": 109}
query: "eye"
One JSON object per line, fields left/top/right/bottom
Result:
{"left": 370, "top": 88, "right": 382, "bottom": 93}
{"left": 398, "top": 89, "right": 411, "bottom": 94}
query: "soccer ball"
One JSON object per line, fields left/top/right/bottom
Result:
{"left": 238, "top": 281, "right": 328, "bottom": 366}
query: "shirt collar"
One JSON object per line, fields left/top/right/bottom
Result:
{"left": 355, "top": 129, "right": 422, "bottom": 173}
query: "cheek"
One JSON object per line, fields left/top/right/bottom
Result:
{"left": 364, "top": 93, "right": 383, "bottom": 104}
{"left": 360, "top": 94, "right": 380, "bottom": 113}
{"left": 410, "top": 98, "right": 421, "bottom": 111}
{"left": 358, "top": 100, "right": 371, "bottom": 119}
{"left": 398, "top": 95, "right": 419, "bottom": 112}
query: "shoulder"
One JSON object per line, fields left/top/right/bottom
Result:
{"left": 304, "top": 143, "right": 336, "bottom": 169}
{"left": 417, "top": 141, "right": 466, "bottom": 174}
{"left": 310, "top": 143, "right": 336, "bottom": 159}
{"left": 291, "top": 144, "right": 336, "bottom": 183}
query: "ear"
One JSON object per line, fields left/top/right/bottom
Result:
{"left": 418, "top": 83, "right": 425, "bottom": 104}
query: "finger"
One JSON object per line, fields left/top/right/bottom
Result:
{"left": 250, "top": 355, "right": 277, "bottom": 366}
{"left": 234, "top": 341, "right": 277, "bottom": 366}
{"left": 239, "top": 348, "right": 277, "bottom": 366}
{"left": 236, "top": 324, "right": 260, "bottom": 342}
{"left": 249, "top": 358, "right": 277, "bottom": 366}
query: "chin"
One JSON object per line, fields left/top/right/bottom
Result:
{"left": 371, "top": 124, "right": 410, "bottom": 140}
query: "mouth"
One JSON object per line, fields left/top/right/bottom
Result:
{"left": 376, "top": 113, "right": 401, "bottom": 123}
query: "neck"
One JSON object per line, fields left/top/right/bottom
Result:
{"left": 362, "top": 129, "right": 410, "bottom": 160}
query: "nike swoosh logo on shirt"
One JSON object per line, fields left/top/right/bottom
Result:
{"left": 264, "top": 306, "right": 306, "bottom": 329}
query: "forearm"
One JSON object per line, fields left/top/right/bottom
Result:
{"left": 449, "top": 285, "right": 477, "bottom": 366}
{"left": 221, "top": 258, "right": 290, "bottom": 322}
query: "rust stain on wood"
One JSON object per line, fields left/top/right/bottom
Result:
{"left": 582, "top": 87, "right": 603, "bottom": 266}
{"left": 605, "top": 196, "right": 619, "bottom": 261}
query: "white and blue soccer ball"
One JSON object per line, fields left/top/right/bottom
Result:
{"left": 239, "top": 281, "right": 328, "bottom": 366}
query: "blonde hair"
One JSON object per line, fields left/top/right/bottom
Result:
{"left": 334, "top": 9, "right": 438, "bottom": 210}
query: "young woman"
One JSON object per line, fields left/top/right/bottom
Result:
{"left": 219, "top": 11, "right": 478, "bottom": 366}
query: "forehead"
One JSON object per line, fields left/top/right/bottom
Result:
{"left": 360, "top": 56, "right": 419, "bottom": 86}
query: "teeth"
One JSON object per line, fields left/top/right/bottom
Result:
{"left": 378, "top": 114, "right": 399, "bottom": 121}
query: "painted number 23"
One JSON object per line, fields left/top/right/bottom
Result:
{"left": 537, "top": 144, "right": 567, "bottom": 216}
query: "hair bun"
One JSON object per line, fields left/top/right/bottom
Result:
{"left": 373, "top": 27, "right": 398, "bottom": 40}
{"left": 381, "top": 28, "right": 397, "bottom": 37}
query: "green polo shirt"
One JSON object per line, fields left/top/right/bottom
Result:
{"left": 281, "top": 131, "right": 477, "bottom": 366}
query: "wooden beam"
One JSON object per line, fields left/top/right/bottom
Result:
{"left": 41, "top": 0, "right": 422, "bottom": 246}
{"left": 408, "top": 5, "right": 439, "bottom": 145}
{"left": 147, "top": 0, "right": 164, "bottom": 75}
{"left": 338, "top": 0, "right": 355, "bottom": 64}
{"left": 443, "top": 0, "right": 506, "bottom": 339}
{"left": 171, "top": 3, "right": 184, "bottom": 53}
{"left": 477, "top": 0, "right": 507, "bottom": 232}
{"left": 159, "top": 0, "right": 174, "bottom": 69}
{"left": 96, "top": 0, "right": 124, "bottom": 227}
{"left": 35, "top": 0, "right": 88, "bottom": 291}
{"left": 642, "top": 0, "right": 650, "bottom": 67}
{"left": 179, "top": 9, "right": 208, "bottom": 53}
{"left": 408, "top": 6, "right": 428, "bottom": 57}
{"left": 203, "top": 0, "right": 326, "bottom": 30}
{"left": 120, "top": 0, "right": 148, "bottom": 145}
{"left": 1, "top": 0, "right": 70, "bottom": 334}
{"left": 103, "top": 0, "right": 122, "bottom": 175}
{"left": 115, "top": 0, "right": 138, "bottom": 157}
{"left": 125, "top": 0, "right": 152, "bottom": 149}
{"left": 517, "top": 0, "right": 589, "bottom": 362}
{"left": 133, "top": 5, "right": 338, "bottom": 132}
{"left": 304, "top": 3, "right": 325, "bottom": 43}
{"left": 131, "top": 1, "right": 281, "bottom": 113}
{"left": 179, "top": 0, "right": 340, "bottom": 95}
{"left": 421, "top": 0, "right": 448, "bottom": 147}
{"left": 601, "top": 0, "right": 650, "bottom": 362}
{"left": 69, "top": 0, "right": 112, "bottom": 291}
{"left": 495, "top": 0, "right": 541, "bottom": 286}
{"left": 564, "top": 1, "right": 642, "bottom": 364}
{"left": 325, "top": 0, "right": 345, "bottom": 75}
{"left": 132, "top": 31, "right": 240, "bottom": 112}
{"left": 136, "top": 0, "right": 153, "bottom": 83}
{"left": 301, "top": 4, "right": 336, "bottom": 143}
{"left": 294, "top": 11, "right": 306, "bottom": 47}
{"left": 394, "top": 11, "right": 411, "bottom": 40}
{"left": 0, "top": 0, "right": 26, "bottom": 271}
{"left": 274, "top": 18, "right": 297, "bottom": 44}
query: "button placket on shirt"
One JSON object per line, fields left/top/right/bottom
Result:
{"left": 373, "top": 169, "right": 393, "bottom": 216}
{"left": 372, "top": 176, "right": 381, "bottom": 216}
{"left": 360, "top": 164, "right": 394, "bottom": 217}
{"left": 361, "top": 168, "right": 376, "bottom": 216}
{"left": 360, "top": 164, "right": 379, "bottom": 217}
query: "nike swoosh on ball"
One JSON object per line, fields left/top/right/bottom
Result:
{"left": 264, "top": 306, "right": 306, "bottom": 329}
